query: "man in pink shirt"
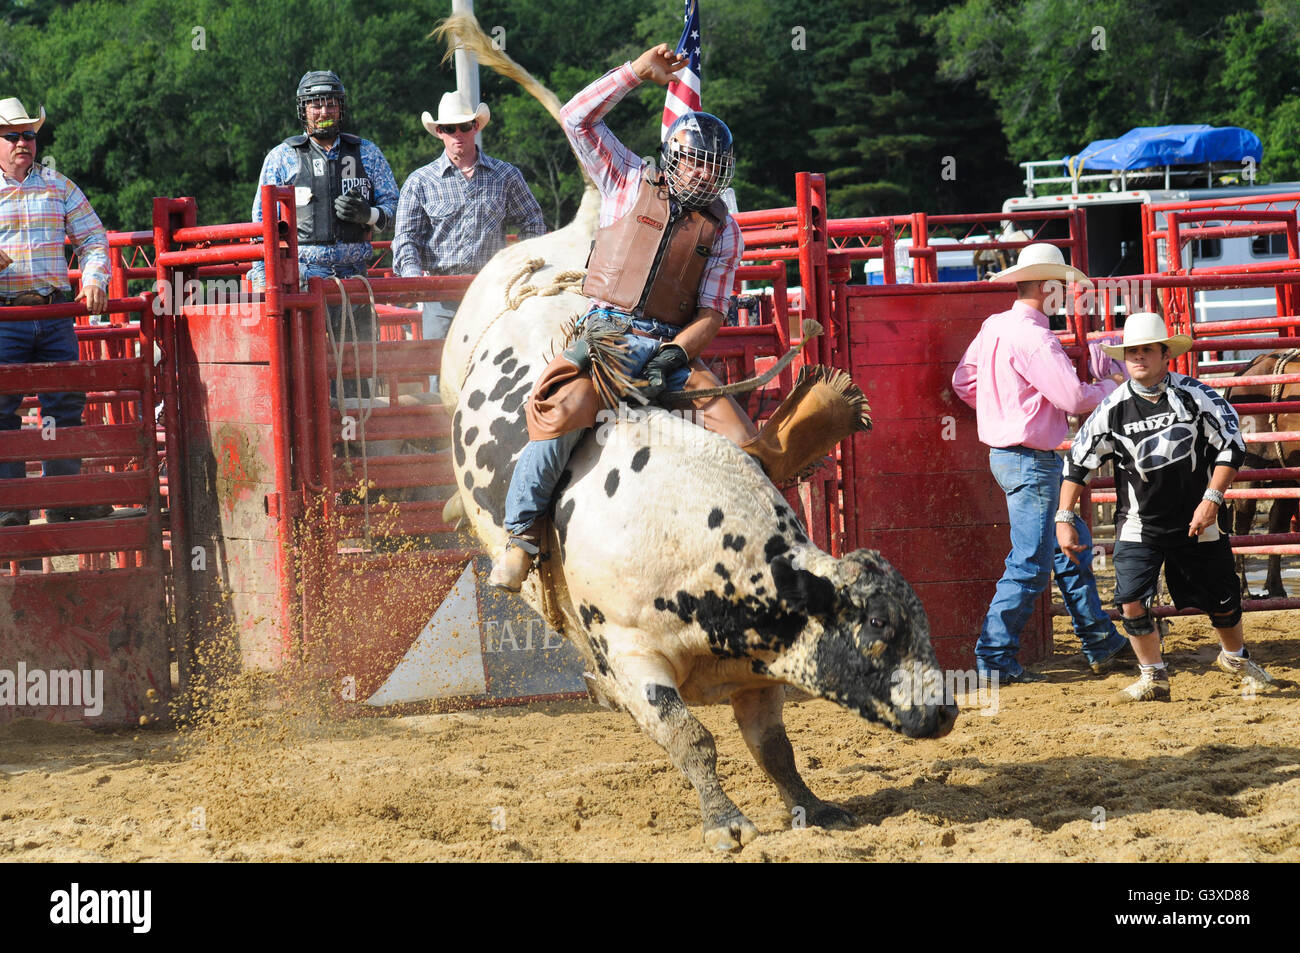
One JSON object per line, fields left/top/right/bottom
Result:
{"left": 953, "top": 243, "right": 1130, "bottom": 683}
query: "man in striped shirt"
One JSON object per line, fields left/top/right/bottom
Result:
{"left": 0, "top": 97, "right": 112, "bottom": 527}
{"left": 491, "top": 43, "right": 750, "bottom": 590}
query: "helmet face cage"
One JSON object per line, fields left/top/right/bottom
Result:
{"left": 296, "top": 71, "right": 349, "bottom": 134}
{"left": 661, "top": 112, "right": 735, "bottom": 210}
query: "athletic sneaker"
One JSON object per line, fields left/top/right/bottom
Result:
{"left": 1216, "top": 649, "right": 1275, "bottom": 685}
{"left": 1113, "top": 668, "right": 1171, "bottom": 704}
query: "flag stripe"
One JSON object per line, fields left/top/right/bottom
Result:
{"left": 661, "top": 0, "right": 703, "bottom": 141}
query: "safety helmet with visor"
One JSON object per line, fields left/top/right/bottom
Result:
{"left": 296, "top": 70, "right": 349, "bottom": 136}
{"left": 661, "top": 111, "right": 734, "bottom": 210}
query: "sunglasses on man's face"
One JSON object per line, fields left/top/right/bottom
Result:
{"left": 437, "top": 122, "right": 476, "bottom": 134}
{"left": 1, "top": 131, "right": 37, "bottom": 143}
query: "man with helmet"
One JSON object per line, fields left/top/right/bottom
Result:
{"left": 490, "top": 43, "right": 755, "bottom": 590}
{"left": 251, "top": 71, "right": 398, "bottom": 393}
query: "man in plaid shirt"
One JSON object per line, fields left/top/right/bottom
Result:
{"left": 0, "top": 97, "right": 113, "bottom": 527}
{"left": 491, "top": 43, "right": 748, "bottom": 590}
{"left": 391, "top": 91, "right": 546, "bottom": 386}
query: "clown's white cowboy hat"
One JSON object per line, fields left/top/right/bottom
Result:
{"left": 1101, "top": 311, "right": 1193, "bottom": 360}
{"left": 0, "top": 98, "right": 46, "bottom": 131}
{"left": 421, "top": 92, "right": 490, "bottom": 136}
{"left": 994, "top": 241, "right": 1091, "bottom": 287}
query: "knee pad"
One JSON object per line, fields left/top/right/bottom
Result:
{"left": 1121, "top": 612, "right": 1155, "bottom": 638}
{"left": 1209, "top": 608, "right": 1242, "bottom": 629}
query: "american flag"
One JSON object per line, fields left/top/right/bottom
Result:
{"left": 660, "top": 0, "right": 702, "bottom": 141}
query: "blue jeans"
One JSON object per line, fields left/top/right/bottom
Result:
{"left": 0, "top": 308, "right": 86, "bottom": 484}
{"left": 503, "top": 315, "right": 692, "bottom": 535}
{"left": 976, "top": 446, "right": 1125, "bottom": 676}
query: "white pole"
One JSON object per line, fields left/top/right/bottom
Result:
{"left": 452, "top": 0, "right": 481, "bottom": 147}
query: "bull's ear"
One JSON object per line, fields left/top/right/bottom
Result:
{"left": 771, "top": 556, "right": 836, "bottom": 617}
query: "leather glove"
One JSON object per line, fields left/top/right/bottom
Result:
{"left": 562, "top": 337, "right": 590, "bottom": 371}
{"left": 334, "top": 191, "right": 372, "bottom": 225}
{"left": 640, "top": 344, "right": 689, "bottom": 404}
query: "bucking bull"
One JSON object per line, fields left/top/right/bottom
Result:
{"left": 432, "top": 15, "right": 956, "bottom": 850}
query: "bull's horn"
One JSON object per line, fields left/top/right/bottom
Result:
{"left": 432, "top": 13, "right": 593, "bottom": 189}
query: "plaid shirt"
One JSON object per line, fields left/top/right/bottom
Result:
{"left": 0, "top": 163, "right": 109, "bottom": 296}
{"left": 392, "top": 151, "right": 547, "bottom": 277}
{"left": 248, "top": 135, "right": 398, "bottom": 286}
{"left": 560, "top": 63, "right": 743, "bottom": 314}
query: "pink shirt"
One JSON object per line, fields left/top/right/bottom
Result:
{"left": 952, "top": 301, "right": 1116, "bottom": 451}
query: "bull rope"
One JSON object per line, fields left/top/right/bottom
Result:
{"left": 1270, "top": 348, "right": 1300, "bottom": 468}
{"left": 459, "top": 257, "right": 586, "bottom": 388}
{"left": 326, "top": 274, "right": 381, "bottom": 544}
{"left": 662, "top": 319, "right": 824, "bottom": 402}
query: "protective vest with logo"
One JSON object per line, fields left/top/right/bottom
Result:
{"left": 582, "top": 164, "right": 728, "bottom": 326}
{"left": 286, "top": 133, "right": 373, "bottom": 245}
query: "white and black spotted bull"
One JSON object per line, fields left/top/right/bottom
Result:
{"left": 433, "top": 13, "right": 957, "bottom": 852}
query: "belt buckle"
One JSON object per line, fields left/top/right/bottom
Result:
{"left": 9, "top": 292, "right": 50, "bottom": 307}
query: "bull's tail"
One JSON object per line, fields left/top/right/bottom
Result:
{"left": 432, "top": 13, "right": 594, "bottom": 189}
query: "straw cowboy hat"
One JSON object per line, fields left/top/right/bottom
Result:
{"left": 1101, "top": 311, "right": 1193, "bottom": 360}
{"left": 421, "top": 91, "right": 490, "bottom": 136}
{"left": 994, "top": 241, "right": 1091, "bottom": 287}
{"left": 0, "top": 97, "right": 46, "bottom": 131}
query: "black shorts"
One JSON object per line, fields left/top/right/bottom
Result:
{"left": 1113, "top": 536, "right": 1240, "bottom": 617}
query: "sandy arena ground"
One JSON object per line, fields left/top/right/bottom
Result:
{"left": 1, "top": 609, "right": 1297, "bottom": 862}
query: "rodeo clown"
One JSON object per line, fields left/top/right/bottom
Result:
{"left": 490, "top": 43, "right": 867, "bottom": 590}
{"left": 1056, "top": 312, "right": 1276, "bottom": 702}
{"left": 251, "top": 70, "right": 398, "bottom": 395}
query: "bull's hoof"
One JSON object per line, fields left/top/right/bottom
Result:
{"left": 807, "top": 802, "right": 856, "bottom": 830}
{"left": 702, "top": 811, "right": 760, "bottom": 852}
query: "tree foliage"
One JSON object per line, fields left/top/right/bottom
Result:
{"left": 930, "top": 0, "right": 1300, "bottom": 186}
{"left": 0, "top": 0, "right": 1296, "bottom": 231}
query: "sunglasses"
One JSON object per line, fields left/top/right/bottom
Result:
{"left": 1, "top": 131, "right": 37, "bottom": 143}
{"left": 437, "top": 122, "right": 477, "bottom": 134}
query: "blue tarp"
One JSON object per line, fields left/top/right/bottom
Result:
{"left": 1063, "top": 125, "right": 1262, "bottom": 173}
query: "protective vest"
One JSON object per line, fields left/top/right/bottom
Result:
{"left": 286, "top": 133, "right": 372, "bottom": 245}
{"left": 582, "top": 163, "right": 728, "bottom": 326}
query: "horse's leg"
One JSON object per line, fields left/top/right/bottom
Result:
{"left": 1233, "top": 494, "right": 1259, "bottom": 597}
{"left": 1264, "top": 495, "right": 1297, "bottom": 598}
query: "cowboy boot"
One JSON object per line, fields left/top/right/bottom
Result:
{"left": 489, "top": 523, "right": 543, "bottom": 592}
{"left": 740, "top": 365, "right": 872, "bottom": 485}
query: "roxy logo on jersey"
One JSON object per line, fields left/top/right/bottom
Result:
{"left": 1133, "top": 423, "right": 1196, "bottom": 477}
{"left": 1123, "top": 412, "right": 1177, "bottom": 436}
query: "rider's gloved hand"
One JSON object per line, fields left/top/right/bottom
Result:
{"left": 640, "top": 344, "right": 689, "bottom": 404}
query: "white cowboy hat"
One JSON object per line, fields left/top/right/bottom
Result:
{"left": 0, "top": 97, "right": 45, "bottom": 131}
{"left": 1101, "top": 312, "right": 1193, "bottom": 360}
{"left": 421, "top": 91, "right": 490, "bottom": 136}
{"left": 994, "top": 241, "right": 1091, "bottom": 287}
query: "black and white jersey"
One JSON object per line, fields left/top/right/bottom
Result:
{"left": 1063, "top": 373, "right": 1245, "bottom": 544}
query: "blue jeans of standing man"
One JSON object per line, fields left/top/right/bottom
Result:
{"left": 0, "top": 308, "right": 86, "bottom": 484}
{"left": 976, "top": 446, "right": 1126, "bottom": 678}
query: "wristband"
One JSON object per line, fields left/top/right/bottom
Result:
{"left": 1202, "top": 488, "right": 1225, "bottom": 506}
{"left": 1053, "top": 510, "right": 1077, "bottom": 525}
